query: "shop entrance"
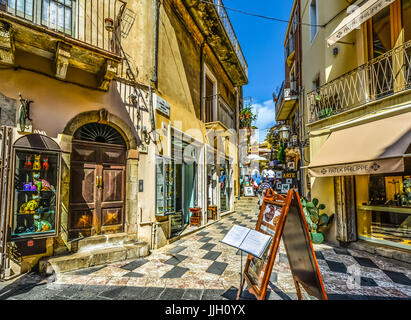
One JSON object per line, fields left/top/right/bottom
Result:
{"left": 68, "top": 123, "right": 127, "bottom": 240}
{"left": 183, "top": 163, "right": 197, "bottom": 225}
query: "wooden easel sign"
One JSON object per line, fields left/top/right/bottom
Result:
{"left": 237, "top": 189, "right": 328, "bottom": 300}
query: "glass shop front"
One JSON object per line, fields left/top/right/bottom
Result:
{"left": 356, "top": 169, "right": 411, "bottom": 250}
{"left": 155, "top": 130, "right": 202, "bottom": 237}
{"left": 219, "top": 156, "right": 233, "bottom": 213}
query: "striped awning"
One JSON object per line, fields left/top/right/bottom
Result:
{"left": 327, "top": 0, "right": 395, "bottom": 47}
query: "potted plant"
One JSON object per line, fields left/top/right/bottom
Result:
{"left": 301, "top": 197, "right": 334, "bottom": 244}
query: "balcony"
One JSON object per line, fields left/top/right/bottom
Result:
{"left": 275, "top": 81, "right": 298, "bottom": 121}
{"left": 307, "top": 40, "right": 411, "bottom": 123}
{"left": 182, "top": 0, "right": 248, "bottom": 86}
{"left": 204, "top": 94, "right": 235, "bottom": 131}
{"left": 0, "top": 0, "right": 126, "bottom": 90}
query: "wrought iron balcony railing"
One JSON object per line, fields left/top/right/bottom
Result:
{"left": 0, "top": 0, "right": 126, "bottom": 54}
{"left": 213, "top": 0, "right": 248, "bottom": 78}
{"left": 307, "top": 40, "right": 411, "bottom": 123}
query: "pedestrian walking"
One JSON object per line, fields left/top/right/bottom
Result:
{"left": 267, "top": 167, "right": 275, "bottom": 188}
{"left": 261, "top": 166, "right": 268, "bottom": 183}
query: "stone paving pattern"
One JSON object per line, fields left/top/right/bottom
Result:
{"left": 0, "top": 205, "right": 410, "bottom": 300}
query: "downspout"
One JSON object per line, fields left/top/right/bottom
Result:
{"left": 200, "top": 41, "right": 205, "bottom": 121}
{"left": 146, "top": 0, "right": 160, "bottom": 251}
{"left": 236, "top": 87, "right": 240, "bottom": 200}
{"left": 148, "top": 0, "right": 160, "bottom": 140}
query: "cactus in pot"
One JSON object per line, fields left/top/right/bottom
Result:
{"left": 301, "top": 197, "right": 334, "bottom": 244}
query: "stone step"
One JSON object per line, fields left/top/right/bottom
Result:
{"left": 71, "top": 233, "right": 137, "bottom": 253}
{"left": 39, "top": 242, "right": 150, "bottom": 274}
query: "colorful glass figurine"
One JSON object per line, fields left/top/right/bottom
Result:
{"left": 19, "top": 199, "right": 39, "bottom": 214}
{"left": 34, "top": 215, "right": 52, "bottom": 232}
{"left": 40, "top": 179, "right": 51, "bottom": 191}
{"left": 32, "top": 154, "right": 41, "bottom": 171}
{"left": 24, "top": 155, "right": 32, "bottom": 169}
{"left": 23, "top": 182, "right": 32, "bottom": 191}
{"left": 42, "top": 157, "right": 49, "bottom": 171}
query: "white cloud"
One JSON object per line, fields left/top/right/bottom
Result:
{"left": 250, "top": 100, "right": 276, "bottom": 142}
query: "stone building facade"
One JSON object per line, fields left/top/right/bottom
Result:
{"left": 0, "top": 0, "right": 247, "bottom": 277}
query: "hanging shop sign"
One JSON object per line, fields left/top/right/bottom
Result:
{"left": 154, "top": 93, "right": 170, "bottom": 117}
{"left": 10, "top": 134, "right": 62, "bottom": 240}
{"left": 274, "top": 171, "right": 298, "bottom": 194}
{"left": 237, "top": 189, "right": 327, "bottom": 301}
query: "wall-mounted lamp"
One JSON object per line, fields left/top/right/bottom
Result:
{"left": 278, "top": 125, "right": 290, "bottom": 142}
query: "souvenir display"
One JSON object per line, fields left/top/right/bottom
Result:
{"left": 11, "top": 149, "right": 59, "bottom": 239}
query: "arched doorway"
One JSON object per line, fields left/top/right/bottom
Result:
{"left": 68, "top": 123, "right": 127, "bottom": 239}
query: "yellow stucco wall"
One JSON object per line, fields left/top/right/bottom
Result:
{"left": 0, "top": 0, "right": 243, "bottom": 268}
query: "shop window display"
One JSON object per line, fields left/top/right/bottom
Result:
{"left": 155, "top": 157, "right": 176, "bottom": 216}
{"left": 11, "top": 149, "right": 60, "bottom": 239}
{"left": 357, "top": 173, "right": 411, "bottom": 249}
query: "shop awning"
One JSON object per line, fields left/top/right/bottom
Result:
{"left": 308, "top": 112, "right": 411, "bottom": 177}
{"left": 327, "top": 0, "right": 395, "bottom": 47}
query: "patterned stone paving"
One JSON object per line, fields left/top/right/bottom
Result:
{"left": 1, "top": 200, "right": 410, "bottom": 300}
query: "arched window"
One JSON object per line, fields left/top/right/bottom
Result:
{"left": 74, "top": 123, "right": 126, "bottom": 146}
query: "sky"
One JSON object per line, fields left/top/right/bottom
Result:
{"left": 223, "top": 0, "right": 294, "bottom": 142}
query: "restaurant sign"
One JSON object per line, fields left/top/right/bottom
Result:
{"left": 309, "top": 158, "right": 404, "bottom": 177}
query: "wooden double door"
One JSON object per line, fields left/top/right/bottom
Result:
{"left": 68, "top": 140, "right": 126, "bottom": 239}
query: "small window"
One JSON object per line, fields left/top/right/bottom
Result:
{"left": 6, "top": 0, "right": 34, "bottom": 20}
{"left": 310, "top": 0, "right": 318, "bottom": 42}
{"left": 41, "top": 0, "right": 73, "bottom": 35}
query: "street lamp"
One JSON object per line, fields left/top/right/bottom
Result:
{"left": 278, "top": 125, "right": 290, "bottom": 143}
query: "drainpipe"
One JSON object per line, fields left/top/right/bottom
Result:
{"left": 148, "top": 0, "right": 160, "bottom": 142}
{"left": 152, "top": 0, "right": 160, "bottom": 89}
{"left": 200, "top": 40, "right": 205, "bottom": 121}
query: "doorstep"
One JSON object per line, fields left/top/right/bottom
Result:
{"left": 38, "top": 241, "right": 150, "bottom": 274}
{"left": 346, "top": 240, "right": 411, "bottom": 264}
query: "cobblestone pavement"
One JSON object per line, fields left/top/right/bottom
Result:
{"left": 1, "top": 208, "right": 410, "bottom": 300}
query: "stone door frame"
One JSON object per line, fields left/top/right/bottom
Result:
{"left": 58, "top": 109, "right": 139, "bottom": 250}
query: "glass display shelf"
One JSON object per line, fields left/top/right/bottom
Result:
{"left": 11, "top": 149, "right": 60, "bottom": 239}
